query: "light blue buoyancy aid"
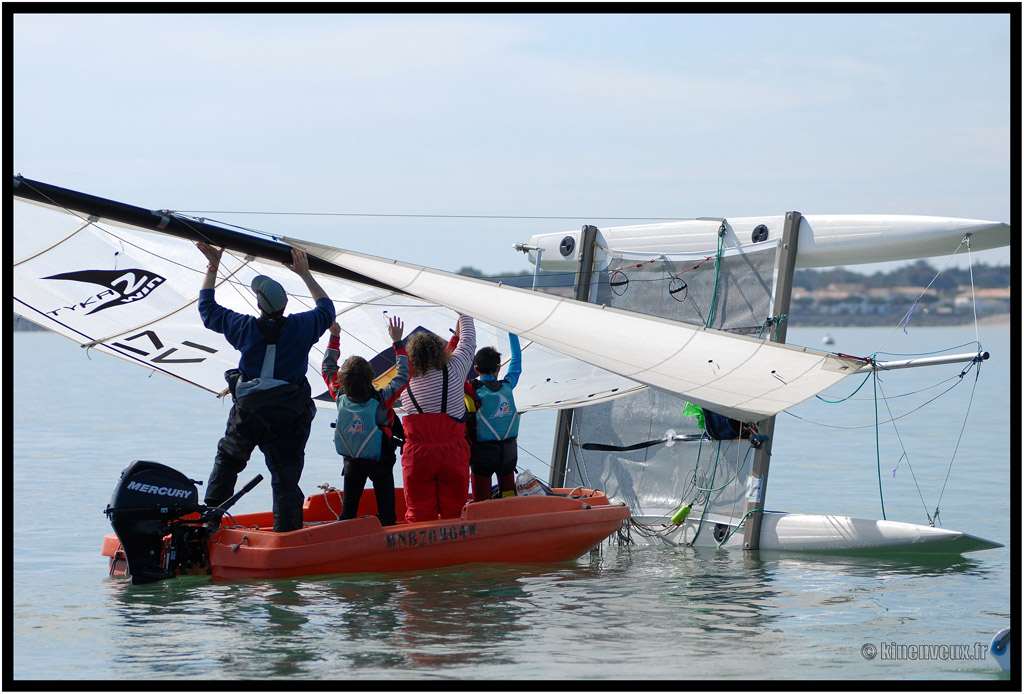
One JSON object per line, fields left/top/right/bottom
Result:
{"left": 334, "top": 395, "right": 383, "bottom": 460}
{"left": 474, "top": 380, "right": 520, "bottom": 442}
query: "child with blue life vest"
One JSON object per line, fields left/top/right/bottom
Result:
{"left": 321, "top": 316, "right": 408, "bottom": 526}
{"left": 467, "top": 333, "right": 522, "bottom": 501}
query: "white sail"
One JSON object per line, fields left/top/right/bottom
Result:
{"left": 13, "top": 195, "right": 644, "bottom": 412}
{"left": 289, "top": 239, "right": 866, "bottom": 422}
{"left": 15, "top": 186, "right": 864, "bottom": 423}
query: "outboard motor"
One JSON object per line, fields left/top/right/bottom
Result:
{"left": 104, "top": 460, "right": 263, "bottom": 584}
{"left": 104, "top": 461, "right": 206, "bottom": 584}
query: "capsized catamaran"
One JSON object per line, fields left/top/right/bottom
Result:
{"left": 520, "top": 215, "right": 1008, "bottom": 554}
{"left": 13, "top": 177, "right": 1005, "bottom": 578}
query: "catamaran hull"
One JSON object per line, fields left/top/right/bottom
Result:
{"left": 756, "top": 512, "right": 1001, "bottom": 553}
{"left": 629, "top": 511, "right": 1001, "bottom": 554}
{"left": 530, "top": 214, "right": 1010, "bottom": 271}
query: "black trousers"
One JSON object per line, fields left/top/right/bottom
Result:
{"left": 469, "top": 438, "right": 518, "bottom": 478}
{"left": 206, "top": 384, "right": 315, "bottom": 532}
{"left": 340, "top": 441, "right": 398, "bottom": 526}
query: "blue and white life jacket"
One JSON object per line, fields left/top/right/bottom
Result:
{"left": 335, "top": 395, "right": 383, "bottom": 460}
{"left": 472, "top": 380, "right": 519, "bottom": 442}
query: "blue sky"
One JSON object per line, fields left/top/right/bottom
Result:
{"left": 13, "top": 11, "right": 1013, "bottom": 275}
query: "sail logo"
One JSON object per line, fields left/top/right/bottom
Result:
{"left": 44, "top": 268, "right": 165, "bottom": 316}
{"left": 345, "top": 417, "right": 365, "bottom": 435}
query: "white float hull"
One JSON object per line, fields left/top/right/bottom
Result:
{"left": 629, "top": 511, "right": 1002, "bottom": 554}
{"left": 530, "top": 214, "right": 1010, "bottom": 271}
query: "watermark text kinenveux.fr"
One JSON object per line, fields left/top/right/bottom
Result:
{"left": 860, "top": 642, "right": 988, "bottom": 661}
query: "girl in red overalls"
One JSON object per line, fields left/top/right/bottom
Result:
{"left": 399, "top": 315, "right": 476, "bottom": 522}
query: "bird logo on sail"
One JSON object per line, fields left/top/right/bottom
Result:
{"left": 44, "top": 268, "right": 166, "bottom": 316}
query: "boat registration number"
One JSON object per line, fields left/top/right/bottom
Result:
{"left": 386, "top": 523, "right": 477, "bottom": 549}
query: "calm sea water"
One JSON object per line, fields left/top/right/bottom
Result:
{"left": 11, "top": 326, "right": 1013, "bottom": 683}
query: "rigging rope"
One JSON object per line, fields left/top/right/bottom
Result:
{"left": 874, "top": 373, "right": 932, "bottom": 522}
{"left": 716, "top": 508, "right": 764, "bottom": 548}
{"left": 966, "top": 235, "right": 980, "bottom": 346}
{"left": 693, "top": 441, "right": 753, "bottom": 495}
{"left": 704, "top": 222, "right": 728, "bottom": 328}
{"left": 789, "top": 363, "right": 977, "bottom": 430}
{"left": 758, "top": 314, "right": 788, "bottom": 342}
{"left": 872, "top": 368, "right": 887, "bottom": 520}
{"left": 934, "top": 339, "right": 985, "bottom": 522}
{"left": 686, "top": 438, "right": 719, "bottom": 546}
{"left": 858, "top": 235, "right": 985, "bottom": 526}
{"left": 877, "top": 234, "right": 971, "bottom": 352}
{"left": 179, "top": 210, "right": 699, "bottom": 222}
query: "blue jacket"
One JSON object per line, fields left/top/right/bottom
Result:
{"left": 199, "top": 288, "right": 335, "bottom": 385}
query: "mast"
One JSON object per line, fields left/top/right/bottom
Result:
{"left": 12, "top": 176, "right": 402, "bottom": 294}
{"left": 548, "top": 224, "right": 600, "bottom": 487}
{"left": 742, "top": 211, "right": 802, "bottom": 551}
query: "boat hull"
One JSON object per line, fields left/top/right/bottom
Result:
{"left": 530, "top": 214, "right": 1010, "bottom": 271}
{"left": 628, "top": 511, "right": 1002, "bottom": 555}
{"left": 756, "top": 512, "right": 1002, "bottom": 554}
{"left": 102, "top": 487, "right": 630, "bottom": 581}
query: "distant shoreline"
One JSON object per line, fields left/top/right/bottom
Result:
{"left": 779, "top": 312, "right": 1012, "bottom": 328}
{"left": 976, "top": 313, "right": 1012, "bottom": 327}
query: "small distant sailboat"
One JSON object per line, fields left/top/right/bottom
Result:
{"left": 822, "top": 333, "right": 835, "bottom": 345}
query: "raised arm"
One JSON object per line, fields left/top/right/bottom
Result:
{"left": 197, "top": 243, "right": 224, "bottom": 291}
{"left": 505, "top": 333, "right": 522, "bottom": 389}
{"left": 287, "top": 248, "right": 328, "bottom": 303}
{"left": 320, "top": 321, "right": 342, "bottom": 399}
{"left": 448, "top": 314, "right": 476, "bottom": 380}
{"left": 380, "top": 316, "right": 409, "bottom": 406}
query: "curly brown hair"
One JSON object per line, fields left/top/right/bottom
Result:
{"left": 405, "top": 331, "right": 449, "bottom": 378}
{"left": 338, "top": 355, "right": 375, "bottom": 402}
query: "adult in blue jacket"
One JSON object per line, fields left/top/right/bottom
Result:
{"left": 196, "top": 243, "right": 335, "bottom": 532}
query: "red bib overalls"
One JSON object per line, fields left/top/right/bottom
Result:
{"left": 400, "top": 413, "right": 470, "bottom": 522}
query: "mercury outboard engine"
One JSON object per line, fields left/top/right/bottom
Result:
{"left": 104, "top": 460, "right": 261, "bottom": 584}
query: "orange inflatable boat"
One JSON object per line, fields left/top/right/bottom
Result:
{"left": 101, "top": 460, "right": 630, "bottom": 583}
